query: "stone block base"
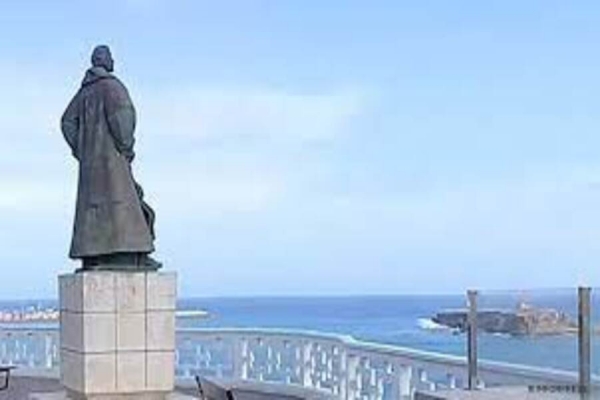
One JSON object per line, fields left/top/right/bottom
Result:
{"left": 59, "top": 271, "right": 177, "bottom": 397}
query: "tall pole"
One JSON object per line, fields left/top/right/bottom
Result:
{"left": 467, "top": 290, "right": 478, "bottom": 390}
{"left": 578, "top": 287, "right": 591, "bottom": 398}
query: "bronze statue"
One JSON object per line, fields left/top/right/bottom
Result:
{"left": 61, "top": 45, "right": 161, "bottom": 271}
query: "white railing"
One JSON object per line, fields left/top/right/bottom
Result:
{"left": 0, "top": 326, "right": 593, "bottom": 399}
{"left": 0, "top": 326, "right": 59, "bottom": 377}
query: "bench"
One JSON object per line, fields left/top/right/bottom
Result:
{"left": 0, "top": 366, "right": 15, "bottom": 391}
{"left": 196, "top": 376, "right": 336, "bottom": 400}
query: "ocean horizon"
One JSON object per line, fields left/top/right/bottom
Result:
{"left": 1, "top": 292, "right": 599, "bottom": 373}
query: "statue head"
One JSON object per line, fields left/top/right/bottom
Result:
{"left": 91, "top": 45, "right": 114, "bottom": 72}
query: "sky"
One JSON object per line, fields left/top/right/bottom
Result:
{"left": 0, "top": 1, "right": 600, "bottom": 299}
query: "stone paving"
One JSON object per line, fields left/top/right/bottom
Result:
{"left": 416, "top": 386, "right": 594, "bottom": 399}
{"left": 0, "top": 376, "right": 61, "bottom": 400}
{"left": 0, "top": 377, "right": 198, "bottom": 400}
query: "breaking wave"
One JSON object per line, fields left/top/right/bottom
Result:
{"left": 417, "top": 318, "right": 448, "bottom": 331}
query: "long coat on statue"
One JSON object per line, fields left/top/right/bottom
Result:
{"left": 61, "top": 66, "right": 155, "bottom": 259}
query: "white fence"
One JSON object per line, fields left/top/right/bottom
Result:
{"left": 0, "top": 326, "right": 590, "bottom": 399}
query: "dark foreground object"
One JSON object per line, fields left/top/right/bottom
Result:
{"left": 196, "top": 376, "right": 336, "bottom": 400}
{"left": 0, "top": 366, "right": 15, "bottom": 391}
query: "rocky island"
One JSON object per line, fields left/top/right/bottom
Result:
{"left": 432, "top": 302, "right": 578, "bottom": 336}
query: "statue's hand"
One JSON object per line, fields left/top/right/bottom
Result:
{"left": 71, "top": 147, "right": 80, "bottom": 161}
{"left": 121, "top": 149, "right": 135, "bottom": 163}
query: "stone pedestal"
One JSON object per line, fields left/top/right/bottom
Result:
{"left": 58, "top": 271, "right": 177, "bottom": 400}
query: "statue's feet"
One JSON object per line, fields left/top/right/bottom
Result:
{"left": 142, "top": 255, "right": 163, "bottom": 271}
{"left": 77, "top": 253, "right": 162, "bottom": 272}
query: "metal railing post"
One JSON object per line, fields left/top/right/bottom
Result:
{"left": 467, "top": 290, "right": 478, "bottom": 390}
{"left": 578, "top": 286, "right": 591, "bottom": 398}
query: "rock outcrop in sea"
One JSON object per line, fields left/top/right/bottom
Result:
{"left": 432, "top": 302, "right": 578, "bottom": 336}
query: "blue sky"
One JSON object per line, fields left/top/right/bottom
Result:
{"left": 1, "top": 1, "right": 600, "bottom": 298}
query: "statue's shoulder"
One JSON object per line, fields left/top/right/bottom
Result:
{"left": 97, "top": 75, "right": 126, "bottom": 91}
{"left": 99, "top": 76, "right": 133, "bottom": 104}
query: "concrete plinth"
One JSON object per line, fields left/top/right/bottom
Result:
{"left": 58, "top": 271, "right": 177, "bottom": 399}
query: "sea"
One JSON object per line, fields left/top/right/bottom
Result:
{"left": 2, "top": 292, "right": 600, "bottom": 373}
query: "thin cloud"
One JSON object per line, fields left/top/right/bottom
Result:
{"left": 136, "top": 87, "right": 365, "bottom": 143}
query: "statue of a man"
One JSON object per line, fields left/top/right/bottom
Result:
{"left": 61, "top": 45, "right": 161, "bottom": 271}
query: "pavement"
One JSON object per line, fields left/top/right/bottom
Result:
{"left": 0, "top": 376, "right": 200, "bottom": 400}
{"left": 416, "top": 386, "right": 597, "bottom": 399}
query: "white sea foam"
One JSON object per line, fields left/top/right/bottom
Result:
{"left": 417, "top": 318, "right": 447, "bottom": 331}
